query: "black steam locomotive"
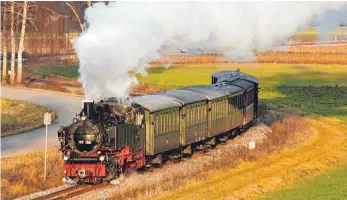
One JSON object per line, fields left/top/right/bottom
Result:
{"left": 57, "top": 70, "right": 259, "bottom": 184}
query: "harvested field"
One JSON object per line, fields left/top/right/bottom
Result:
{"left": 148, "top": 44, "right": 347, "bottom": 65}
{"left": 1, "top": 148, "right": 63, "bottom": 200}
{"left": 256, "top": 53, "right": 347, "bottom": 64}
{"left": 150, "top": 52, "right": 347, "bottom": 65}
{"left": 273, "top": 43, "right": 347, "bottom": 54}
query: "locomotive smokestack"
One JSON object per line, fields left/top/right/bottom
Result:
{"left": 83, "top": 101, "right": 95, "bottom": 119}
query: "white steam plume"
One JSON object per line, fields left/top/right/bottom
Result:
{"left": 73, "top": 2, "right": 347, "bottom": 100}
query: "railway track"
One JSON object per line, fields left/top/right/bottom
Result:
{"left": 33, "top": 184, "right": 109, "bottom": 200}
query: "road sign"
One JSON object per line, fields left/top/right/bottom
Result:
{"left": 43, "top": 112, "right": 51, "bottom": 180}
{"left": 44, "top": 112, "right": 51, "bottom": 125}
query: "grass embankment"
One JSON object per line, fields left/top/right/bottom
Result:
{"left": 1, "top": 98, "right": 56, "bottom": 137}
{"left": 154, "top": 118, "right": 347, "bottom": 200}
{"left": 1, "top": 148, "right": 63, "bottom": 200}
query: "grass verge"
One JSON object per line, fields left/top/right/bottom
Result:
{"left": 1, "top": 148, "right": 63, "bottom": 200}
{"left": 1, "top": 98, "right": 56, "bottom": 137}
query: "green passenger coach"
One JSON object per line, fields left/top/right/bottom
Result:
{"left": 131, "top": 70, "right": 259, "bottom": 164}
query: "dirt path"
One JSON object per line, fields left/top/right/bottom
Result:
{"left": 154, "top": 117, "right": 347, "bottom": 200}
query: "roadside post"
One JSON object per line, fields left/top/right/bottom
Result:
{"left": 43, "top": 112, "right": 52, "bottom": 181}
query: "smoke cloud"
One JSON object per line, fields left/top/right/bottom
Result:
{"left": 73, "top": 2, "right": 347, "bottom": 100}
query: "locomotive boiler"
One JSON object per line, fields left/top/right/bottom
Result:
{"left": 58, "top": 70, "right": 259, "bottom": 184}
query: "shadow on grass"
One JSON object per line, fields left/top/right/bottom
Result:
{"left": 25, "top": 64, "right": 79, "bottom": 80}
{"left": 260, "top": 85, "right": 347, "bottom": 121}
{"left": 261, "top": 69, "right": 347, "bottom": 86}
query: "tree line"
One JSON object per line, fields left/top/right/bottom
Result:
{"left": 1, "top": 1, "right": 92, "bottom": 85}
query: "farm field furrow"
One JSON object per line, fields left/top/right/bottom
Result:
{"left": 154, "top": 118, "right": 347, "bottom": 200}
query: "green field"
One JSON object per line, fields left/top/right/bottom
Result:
{"left": 25, "top": 64, "right": 79, "bottom": 80}
{"left": 265, "top": 165, "right": 347, "bottom": 200}
{"left": 139, "top": 64, "right": 347, "bottom": 87}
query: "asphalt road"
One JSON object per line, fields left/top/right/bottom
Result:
{"left": 1, "top": 87, "right": 83, "bottom": 158}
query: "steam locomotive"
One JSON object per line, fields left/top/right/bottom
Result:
{"left": 57, "top": 70, "right": 259, "bottom": 184}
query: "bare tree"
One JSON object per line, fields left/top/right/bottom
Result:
{"left": 17, "top": 1, "right": 28, "bottom": 84}
{"left": 10, "top": 1, "right": 16, "bottom": 85}
{"left": 2, "top": 2, "right": 8, "bottom": 83}
{"left": 65, "top": 2, "right": 84, "bottom": 32}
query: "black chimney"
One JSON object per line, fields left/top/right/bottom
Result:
{"left": 83, "top": 101, "right": 95, "bottom": 119}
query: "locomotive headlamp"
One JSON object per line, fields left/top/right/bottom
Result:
{"left": 81, "top": 114, "right": 87, "bottom": 121}
{"left": 99, "top": 155, "right": 105, "bottom": 161}
{"left": 63, "top": 155, "right": 69, "bottom": 161}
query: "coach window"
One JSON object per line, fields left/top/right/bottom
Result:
{"left": 214, "top": 102, "right": 216, "bottom": 119}
{"left": 219, "top": 100, "right": 222, "bottom": 118}
{"left": 215, "top": 101, "right": 217, "bottom": 119}
{"left": 190, "top": 106, "right": 193, "bottom": 125}
{"left": 234, "top": 96, "right": 237, "bottom": 111}
{"left": 194, "top": 105, "right": 197, "bottom": 124}
{"left": 212, "top": 102, "right": 215, "bottom": 119}
{"left": 217, "top": 101, "right": 219, "bottom": 119}
{"left": 177, "top": 111, "right": 180, "bottom": 129}
{"left": 192, "top": 106, "right": 195, "bottom": 125}
{"left": 161, "top": 113, "right": 164, "bottom": 134}
{"left": 161, "top": 113, "right": 163, "bottom": 134}
{"left": 166, "top": 112, "right": 168, "bottom": 133}
{"left": 172, "top": 110, "right": 175, "bottom": 131}
{"left": 190, "top": 107, "right": 193, "bottom": 126}
{"left": 162, "top": 113, "right": 165, "bottom": 134}
{"left": 158, "top": 113, "right": 161, "bottom": 135}
{"left": 170, "top": 111, "right": 173, "bottom": 132}
{"left": 197, "top": 105, "right": 200, "bottom": 123}
{"left": 167, "top": 111, "right": 170, "bottom": 133}
{"left": 168, "top": 112, "right": 170, "bottom": 132}
{"left": 175, "top": 110, "right": 178, "bottom": 130}
{"left": 155, "top": 114, "right": 158, "bottom": 135}
{"left": 172, "top": 111, "right": 175, "bottom": 131}
{"left": 187, "top": 107, "right": 190, "bottom": 126}
{"left": 156, "top": 113, "right": 159, "bottom": 135}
